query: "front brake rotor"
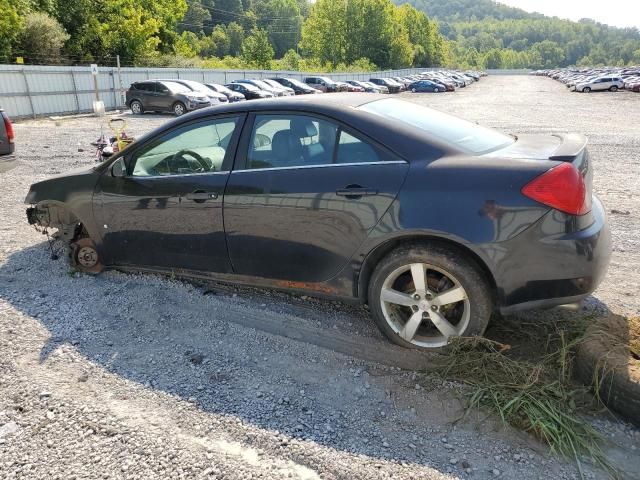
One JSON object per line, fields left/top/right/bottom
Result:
{"left": 71, "top": 237, "right": 104, "bottom": 274}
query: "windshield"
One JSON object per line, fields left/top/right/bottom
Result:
{"left": 286, "top": 78, "right": 309, "bottom": 88}
{"left": 235, "top": 82, "right": 259, "bottom": 92}
{"left": 318, "top": 76, "right": 336, "bottom": 85}
{"left": 250, "top": 80, "right": 272, "bottom": 90}
{"left": 206, "top": 83, "right": 230, "bottom": 94}
{"left": 161, "top": 81, "right": 192, "bottom": 94}
{"left": 263, "top": 79, "right": 283, "bottom": 89}
{"left": 359, "top": 98, "right": 514, "bottom": 155}
{"left": 178, "top": 80, "right": 209, "bottom": 93}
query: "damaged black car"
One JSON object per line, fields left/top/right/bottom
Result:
{"left": 25, "top": 94, "right": 611, "bottom": 350}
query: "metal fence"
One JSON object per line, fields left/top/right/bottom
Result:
{"left": 0, "top": 64, "right": 530, "bottom": 119}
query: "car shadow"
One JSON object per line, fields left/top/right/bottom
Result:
{"left": 1, "top": 241, "right": 632, "bottom": 477}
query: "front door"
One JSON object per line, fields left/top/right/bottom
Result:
{"left": 96, "top": 114, "right": 244, "bottom": 272}
{"left": 223, "top": 113, "right": 409, "bottom": 282}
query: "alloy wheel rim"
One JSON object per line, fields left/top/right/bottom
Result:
{"left": 380, "top": 263, "right": 470, "bottom": 348}
{"left": 175, "top": 104, "right": 185, "bottom": 115}
{"left": 132, "top": 102, "right": 141, "bottom": 113}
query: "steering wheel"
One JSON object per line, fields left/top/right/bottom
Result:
{"left": 171, "top": 149, "right": 210, "bottom": 172}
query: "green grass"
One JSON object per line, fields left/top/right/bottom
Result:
{"left": 431, "top": 314, "right": 619, "bottom": 479}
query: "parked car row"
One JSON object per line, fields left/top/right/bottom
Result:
{"left": 531, "top": 67, "right": 640, "bottom": 93}
{"left": 125, "top": 70, "right": 487, "bottom": 116}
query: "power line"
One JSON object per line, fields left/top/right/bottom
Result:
{"left": 184, "top": 0, "right": 301, "bottom": 21}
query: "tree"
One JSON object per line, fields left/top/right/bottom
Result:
{"left": 179, "top": 0, "right": 211, "bottom": 35}
{"left": 241, "top": 27, "right": 274, "bottom": 68}
{"left": 174, "top": 31, "right": 200, "bottom": 57}
{"left": 226, "top": 22, "right": 245, "bottom": 56}
{"left": 18, "top": 12, "right": 69, "bottom": 63}
{"left": 483, "top": 48, "right": 502, "bottom": 69}
{"left": 299, "top": 0, "right": 346, "bottom": 67}
{"left": 279, "top": 48, "right": 301, "bottom": 70}
{"left": 209, "top": 25, "right": 231, "bottom": 57}
{"left": 255, "top": 0, "right": 302, "bottom": 58}
{"left": 0, "top": 0, "right": 23, "bottom": 59}
{"left": 530, "top": 40, "right": 565, "bottom": 69}
{"left": 98, "top": 1, "right": 163, "bottom": 62}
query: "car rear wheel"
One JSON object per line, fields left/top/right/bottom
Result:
{"left": 610, "top": 85, "right": 618, "bottom": 92}
{"left": 583, "top": 87, "right": 591, "bottom": 93}
{"left": 368, "top": 244, "right": 492, "bottom": 349}
{"left": 173, "top": 102, "right": 186, "bottom": 116}
{"left": 411, "top": 88, "right": 416, "bottom": 93}
{"left": 130, "top": 100, "right": 143, "bottom": 114}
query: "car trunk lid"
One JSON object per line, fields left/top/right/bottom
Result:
{"left": 486, "top": 133, "right": 592, "bottom": 215}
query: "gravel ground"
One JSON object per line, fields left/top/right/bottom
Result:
{"left": 1, "top": 75, "right": 639, "bottom": 479}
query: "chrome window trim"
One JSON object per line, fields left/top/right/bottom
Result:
{"left": 129, "top": 170, "right": 230, "bottom": 180}
{"left": 232, "top": 160, "right": 407, "bottom": 174}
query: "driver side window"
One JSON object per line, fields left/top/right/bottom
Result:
{"left": 130, "top": 117, "right": 239, "bottom": 177}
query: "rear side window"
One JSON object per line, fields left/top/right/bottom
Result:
{"left": 359, "top": 98, "right": 514, "bottom": 155}
{"left": 134, "top": 82, "right": 154, "bottom": 92}
{"left": 247, "top": 114, "right": 337, "bottom": 169}
{"left": 336, "top": 131, "right": 379, "bottom": 164}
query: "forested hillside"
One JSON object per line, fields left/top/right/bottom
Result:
{"left": 399, "top": 0, "right": 640, "bottom": 68}
{"left": 0, "top": 0, "right": 446, "bottom": 71}
{"left": 1, "top": 0, "right": 638, "bottom": 70}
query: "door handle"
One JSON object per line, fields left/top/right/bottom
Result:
{"left": 184, "top": 191, "right": 218, "bottom": 202}
{"left": 336, "top": 186, "right": 378, "bottom": 198}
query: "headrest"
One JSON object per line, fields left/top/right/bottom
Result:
{"left": 272, "top": 130, "right": 302, "bottom": 162}
{"left": 291, "top": 118, "right": 318, "bottom": 138}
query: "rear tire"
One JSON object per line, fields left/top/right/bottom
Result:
{"left": 130, "top": 100, "right": 143, "bottom": 115}
{"left": 368, "top": 243, "right": 492, "bottom": 350}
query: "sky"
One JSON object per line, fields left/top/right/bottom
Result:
{"left": 497, "top": 0, "right": 640, "bottom": 29}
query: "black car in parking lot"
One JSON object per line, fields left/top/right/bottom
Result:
{"left": 205, "top": 83, "right": 245, "bottom": 102}
{"left": 25, "top": 94, "right": 610, "bottom": 351}
{"left": 271, "top": 77, "right": 320, "bottom": 94}
{"left": 225, "top": 82, "right": 274, "bottom": 100}
{"left": 126, "top": 80, "right": 211, "bottom": 116}
{"left": 158, "top": 79, "right": 228, "bottom": 105}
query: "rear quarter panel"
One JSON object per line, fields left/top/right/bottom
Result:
{"left": 351, "top": 155, "right": 557, "bottom": 300}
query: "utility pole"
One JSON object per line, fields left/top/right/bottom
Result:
{"left": 116, "top": 55, "right": 124, "bottom": 108}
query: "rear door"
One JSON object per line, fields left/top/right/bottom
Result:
{"left": 135, "top": 82, "right": 156, "bottom": 108}
{"left": 151, "top": 82, "right": 171, "bottom": 110}
{"left": 223, "top": 112, "right": 409, "bottom": 282}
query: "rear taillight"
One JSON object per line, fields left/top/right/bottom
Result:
{"left": 2, "top": 113, "right": 14, "bottom": 144}
{"left": 521, "top": 163, "right": 590, "bottom": 215}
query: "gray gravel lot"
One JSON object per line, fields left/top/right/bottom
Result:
{"left": 1, "top": 75, "right": 639, "bottom": 479}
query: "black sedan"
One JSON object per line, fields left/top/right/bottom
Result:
{"left": 24, "top": 95, "right": 610, "bottom": 350}
{"left": 225, "top": 82, "right": 273, "bottom": 100}
{"left": 271, "top": 77, "right": 320, "bottom": 95}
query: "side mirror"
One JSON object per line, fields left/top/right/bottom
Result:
{"left": 111, "top": 158, "right": 127, "bottom": 177}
